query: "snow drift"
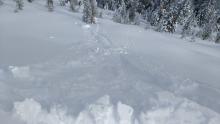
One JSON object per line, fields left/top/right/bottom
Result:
{"left": 13, "top": 94, "right": 220, "bottom": 124}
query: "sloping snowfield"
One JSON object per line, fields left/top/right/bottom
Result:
{"left": 1, "top": 0, "right": 220, "bottom": 124}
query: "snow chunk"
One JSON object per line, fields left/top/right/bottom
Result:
{"left": 13, "top": 96, "right": 132, "bottom": 124}
{"left": 75, "top": 111, "right": 93, "bottom": 124}
{"left": 82, "top": 24, "right": 91, "bottom": 29}
{"left": 13, "top": 95, "right": 220, "bottom": 124}
{"left": 87, "top": 95, "right": 116, "bottom": 124}
{"left": 49, "top": 36, "right": 55, "bottom": 39}
{"left": 9, "top": 66, "right": 31, "bottom": 79}
{"left": 140, "top": 91, "right": 220, "bottom": 124}
{"left": 117, "top": 102, "right": 134, "bottom": 124}
{"left": 14, "top": 98, "right": 74, "bottom": 124}
{"left": 14, "top": 99, "right": 42, "bottom": 123}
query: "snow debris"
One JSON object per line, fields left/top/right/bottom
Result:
{"left": 14, "top": 98, "right": 74, "bottom": 124}
{"left": 49, "top": 36, "right": 55, "bottom": 39}
{"left": 82, "top": 24, "right": 91, "bottom": 29}
{"left": 9, "top": 66, "right": 32, "bottom": 79}
{"left": 13, "top": 95, "right": 220, "bottom": 124}
{"left": 117, "top": 101, "right": 134, "bottom": 124}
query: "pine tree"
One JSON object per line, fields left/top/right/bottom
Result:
{"left": 127, "top": 0, "right": 138, "bottom": 23}
{"left": 47, "top": 0, "right": 54, "bottom": 11}
{"left": 155, "top": 0, "right": 172, "bottom": 32}
{"left": 149, "top": 7, "right": 161, "bottom": 26}
{"left": 83, "top": 0, "right": 97, "bottom": 23}
{"left": 83, "top": 0, "right": 92, "bottom": 23}
{"left": 112, "top": 0, "right": 129, "bottom": 24}
{"left": 181, "top": 13, "right": 199, "bottom": 41}
{"left": 91, "top": 0, "right": 98, "bottom": 23}
{"left": 14, "top": 0, "right": 24, "bottom": 12}
{"left": 134, "top": 12, "right": 141, "bottom": 25}
{"left": 169, "top": 0, "right": 193, "bottom": 30}
{"left": 59, "top": 0, "right": 66, "bottom": 6}
{"left": 215, "top": 18, "right": 220, "bottom": 43}
{"left": 200, "top": 0, "right": 218, "bottom": 40}
{"left": 215, "top": 32, "right": 220, "bottom": 43}
{"left": 70, "top": 0, "right": 78, "bottom": 11}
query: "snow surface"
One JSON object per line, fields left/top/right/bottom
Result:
{"left": 1, "top": 0, "right": 220, "bottom": 124}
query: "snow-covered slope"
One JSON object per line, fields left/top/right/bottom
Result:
{"left": 0, "top": 0, "right": 220, "bottom": 124}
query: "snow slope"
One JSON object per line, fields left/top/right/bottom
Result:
{"left": 0, "top": 0, "right": 220, "bottom": 124}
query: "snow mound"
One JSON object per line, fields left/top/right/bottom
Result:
{"left": 13, "top": 95, "right": 220, "bottom": 124}
{"left": 9, "top": 66, "right": 32, "bottom": 79}
{"left": 140, "top": 91, "right": 220, "bottom": 124}
{"left": 14, "top": 98, "right": 74, "bottom": 124}
{"left": 117, "top": 102, "right": 134, "bottom": 124}
{"left": 82, "top": 24, "right": 91, "bottom": 29}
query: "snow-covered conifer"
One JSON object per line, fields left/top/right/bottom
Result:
{"left": 155, "top": 0, "right": 172, "bottom": 32}
{"left": 127, "top": 0, "right": 138, "bottom": 23}
{"left": 59, "top": 0, "right": 66, "bottom": 6}
{"left": 112, "top": 0, "right": 128, "bottom": 24}
{"left": 90, "top": 0, "right": 98, "bottom": 23}
{"left": 14, "top": 0, "right": 24, "bottom": 12}
{"left": 83, "top": 0, "right": 91, "bottom": 23}
{"left": 181, "top": 13, "right": 199, "bottom": 41}
{"left": 176, "top": 0, "right": 193, "bottom": 25}
{"left": 134, "top": 12, "right": 141, "bottom": 25}
{"left": 47, "top": 0, "right": 54, "bottom": 11}
{"left": 70, "top": 0, "right": 78, "bottom": 11}
{"left": 200, "top": 0, "right": 218, "bottom": 40}
{"left": 216, "top": 32, "right": 220, "bottom": 43}
{"left": 83, "top": 0, "right": 97, "bottom": 23}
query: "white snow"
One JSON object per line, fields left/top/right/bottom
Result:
{"left": 117, "top": 102, "right": 134, "bottom": 124}
{"left": 14, "top": 98, "right": 75, "bottom": 124}
{"left": 9, "top": 66, "right": 31, "bottom": 79}
{"left": 0, "top": 0, "right": 220, "bottom": 124}
{"left": 82, "top": 24, "right": 91, "bottom": 29}
{"left": 12, "top": 95, "right": 220, "bottom": 124}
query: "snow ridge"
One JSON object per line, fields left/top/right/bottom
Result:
{"left": 14, "top": 95, "right": 220, "bottom": 124}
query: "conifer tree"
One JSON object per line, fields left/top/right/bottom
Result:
{"left": 14, "top": 0, "right": 24, "bottom": 12}
{"left": 83, "top": 0, "right": 97, "bottom": 23}
{"left": 216, "top": 18, "right": 220, "bottom": 43}
{"left": 168, "top": 0, "right": 192, "bottom": 29}
{"left": 181, "top": 13, "right": 199, "bottom": 41}
{"left": 91, "top": 0, "right": 98, "bottom": 23}
{"left": 134, "top": 12, "right": 141, "bottom": 25}
{"left": 149, "top": 7, "right": 162, "bottom": 26}
{"left": 200, "top": 0, "right": 218, "bottom": 40}
{"left": 70, "top": 0, "right": 78, "bottom": 11}
{"left": 155, "top": 0, "right": 172, "bottom": 32}
{"left": 127, "top": 0, "right": 138, "bottom": 23}
{"left": 113, "top": 0, "right": 129, "bottom": 24}
{"left": 215, "top": 32, "right": 220, "bottom": 43}
{"left": 83, "top": 0, "right": 92, "bottom": 23}
{"left": 47, "top": 0, "right": 54, "bottom": 11}
{"left": 59, "top": 0, "right": 66, "bottom": 6}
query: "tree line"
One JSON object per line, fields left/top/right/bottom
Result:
{"left": 1, "top": 0, "right": 220, "bottom": 43}
{"left": 109, "top": 0, "right": 220, "bottom": 43}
